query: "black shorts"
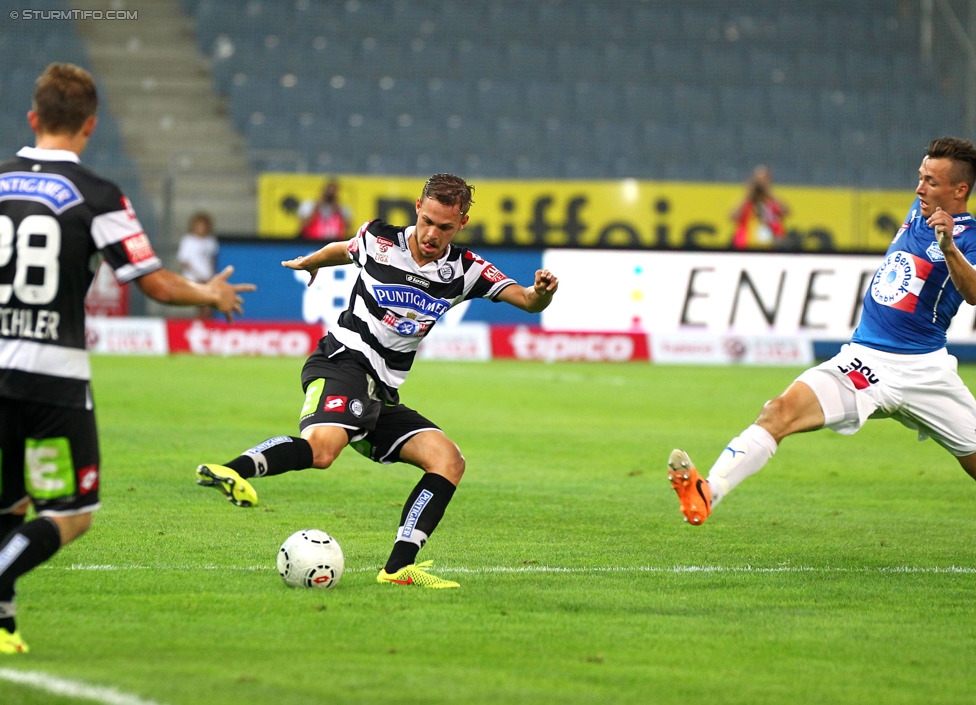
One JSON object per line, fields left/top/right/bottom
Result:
{"left": 0, "top": 398, "right": 101, "bottom": 516}
{"left": 299, "top": 348, "right": 440, "bottom": 464}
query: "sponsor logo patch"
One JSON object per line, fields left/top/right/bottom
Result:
{"left": 373, "top": 285, "right": 450, "bottom": 317}
{"left": 401, "top": 489, "right": 433, "bottom": 538}
{"left": 869, "top": 250, "right": 932, "bottom": 313}
{"left": 837, "top": 357, "right": 880, "bottom": 389}
{"left": 382, "top": 311, "right": 431, "bottom": 337}
{"left": 78, "top": 465, "right": 99, "bottom": 494}
{"left": 0, "top": 171, "right": 84, "bottom": 214}
{"left": 481, "top": 264, "right": 507, "bottom": 283}
{"left": 122, "top": 232, "right": 156, "bottom": 263}
{"left": 121, "top": 195, "right": 138, "bottom": 220}
{"left": 323, "top": 395, "right": 347, "bottom": 412}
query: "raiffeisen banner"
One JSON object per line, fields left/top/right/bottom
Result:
{"left": 258, "top": 173, "right": 907, "bottom": 252}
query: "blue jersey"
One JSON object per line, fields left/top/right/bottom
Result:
{"left": 852, "top": 197, "right": 976, "bottom": 353}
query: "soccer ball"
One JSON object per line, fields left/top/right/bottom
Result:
{"left": 277, "top": 529, "right": 344, "bottom": 589}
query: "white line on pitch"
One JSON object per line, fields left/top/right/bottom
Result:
{"left": 45, "top": 563, "right": 976, "bottom": 574}
{"left": 0, "top": 668, "right": 166, "bottom": 705}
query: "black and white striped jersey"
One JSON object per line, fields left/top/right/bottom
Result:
{"left": 328, "top": 219, "right": 515, "bottom": 396}
{"left": 0, "top": 146, "right": 162, "bottom": 409}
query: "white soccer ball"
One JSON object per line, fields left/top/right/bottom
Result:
{"left": 277, "top": 529, "right": 344, "bottom": 589}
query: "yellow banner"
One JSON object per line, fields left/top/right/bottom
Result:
{"left": 257, "top": 174, "right": 909, "bottom": 252}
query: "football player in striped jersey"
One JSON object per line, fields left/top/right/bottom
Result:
{"left": 198, "top": 173, "right": 557, "bottom": 588}
{"left": 0, "top": 63, "right": 254, "bottom": 654}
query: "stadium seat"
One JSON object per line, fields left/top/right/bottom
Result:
{"left": 524, "top": 81, "right": 576, "bottom": 124}
{"left": 573, "top": 81, "right": 622, "bottom": 123}
{"left": 171, "top": 0, "right": 961, "bottom": 189}
{"left": 718, "top": 86, "right": 773, "bottom": 128}
{"left": 739, "top": 124, "right": 789, "bottom": 171}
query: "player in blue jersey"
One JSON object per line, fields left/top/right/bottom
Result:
{"left": 0, "top": 63, "right": 254, "bottom": 654}
{"left": 669, "top": 136, "right": 976, "bottom": 525}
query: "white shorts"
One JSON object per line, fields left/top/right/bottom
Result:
{"left": 796, "top": 343, "right": 976, "bottom": 456}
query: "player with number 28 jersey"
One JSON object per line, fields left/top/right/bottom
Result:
{"left": 0, "top": 63, "right": 253, "bottom": 656}
{"left": 0, "top": 146, "right": 163, "bottom": 409}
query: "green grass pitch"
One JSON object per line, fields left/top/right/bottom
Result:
{"left": 3, "top": 355, "right": 975, "bottom": 704}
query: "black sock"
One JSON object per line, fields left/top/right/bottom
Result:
{"left": 0, "top": 517, "right": 62, "bottom": 630}
{"left": 225, "top": 436, "right": 314, "bottom": 478}
{"left": 0, "top": 513, "right": 25, "bottom": 544}
{"left": 384, "top": 473, "right": 457, "bottom": 573}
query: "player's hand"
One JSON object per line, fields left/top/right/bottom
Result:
{"left": 929, "top": 206, "right": 956, "bottom": 252}
{"left": 533, "top": 269, "right": 558, "bottom": 298}
{"left": 282, "top": 255, "right": 319, "bottom": 286}
{"left": 209, "top": 265, "right": 256, "bottom": 322}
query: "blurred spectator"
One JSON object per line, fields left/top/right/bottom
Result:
{"left": 298, "top": 179, "right": 352, "bottom": 240}
{"left": 178, "top": 211, "right": 219, "bottom": 318}
{"left": 731, "top": 165, "right": 790, "bottom": 249}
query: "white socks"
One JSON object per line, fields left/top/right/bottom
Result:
{"left": 707, "top": 424, "right": 778, "bottom": 506}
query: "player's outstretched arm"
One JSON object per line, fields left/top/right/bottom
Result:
{"left": 496, "top": 268, "right": 559, "bottom": 313}
{"left": 281, "top": 240, "right": 353, "bottom": 287}
{"left": 136, "top": 266, "right": 256, "bottom": 322}
{"left": 932, "top": 207, "right": 976, "bottom": 304}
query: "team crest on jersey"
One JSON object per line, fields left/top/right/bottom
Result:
{"left": 926, "top": 242, "right": 946, "bottom": 262}
{"left": 438, "top": 264, "right": 453, "bottom": 281}
{"left": 869, "top": 250, "right": 933, "bottom": 313}
{"left": 0, "top": 171, "right": 83, "bottom": 214}
{"left": 349, "top": 398, "right": 364, "bottom": 417}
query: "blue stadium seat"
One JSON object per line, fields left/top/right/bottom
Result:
{"left": 739, "top": 124, "right": 789, "bottom": 171}
{"left": 768, "top": 86, "right": 819, "bottom": 128}
{"left": 672, "top": 85, "right": 719, "bottom": 124}
{"left": 572, "top": 81, "right": 621, "bottom": 123}
{"left": 621, "top": 84, "right": 674, "bottom": 124}
{"left": 718, "top": 86, "right": 772, "bottom": 128}
{"left": 181, "top": 0, "right": 956, "bottom": 188}
{"left": 524, "top": 81, "right": 576, "bottom": 123}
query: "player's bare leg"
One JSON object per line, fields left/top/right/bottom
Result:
{"left": 956, "top": 452, "right": 976, "bottom": 482}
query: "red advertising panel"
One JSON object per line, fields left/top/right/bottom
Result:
{"left": 167, "top": 319, "right": 324, "bottom": 357}
{"left": 491, "top": 326, "right": 650, "bottom": 362}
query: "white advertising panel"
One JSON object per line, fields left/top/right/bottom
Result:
{"left": 86, "top": 316, "right": 168, "bottom": 355}
{"left": 541, "top": 250, "right": 976, "bottom": 342}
